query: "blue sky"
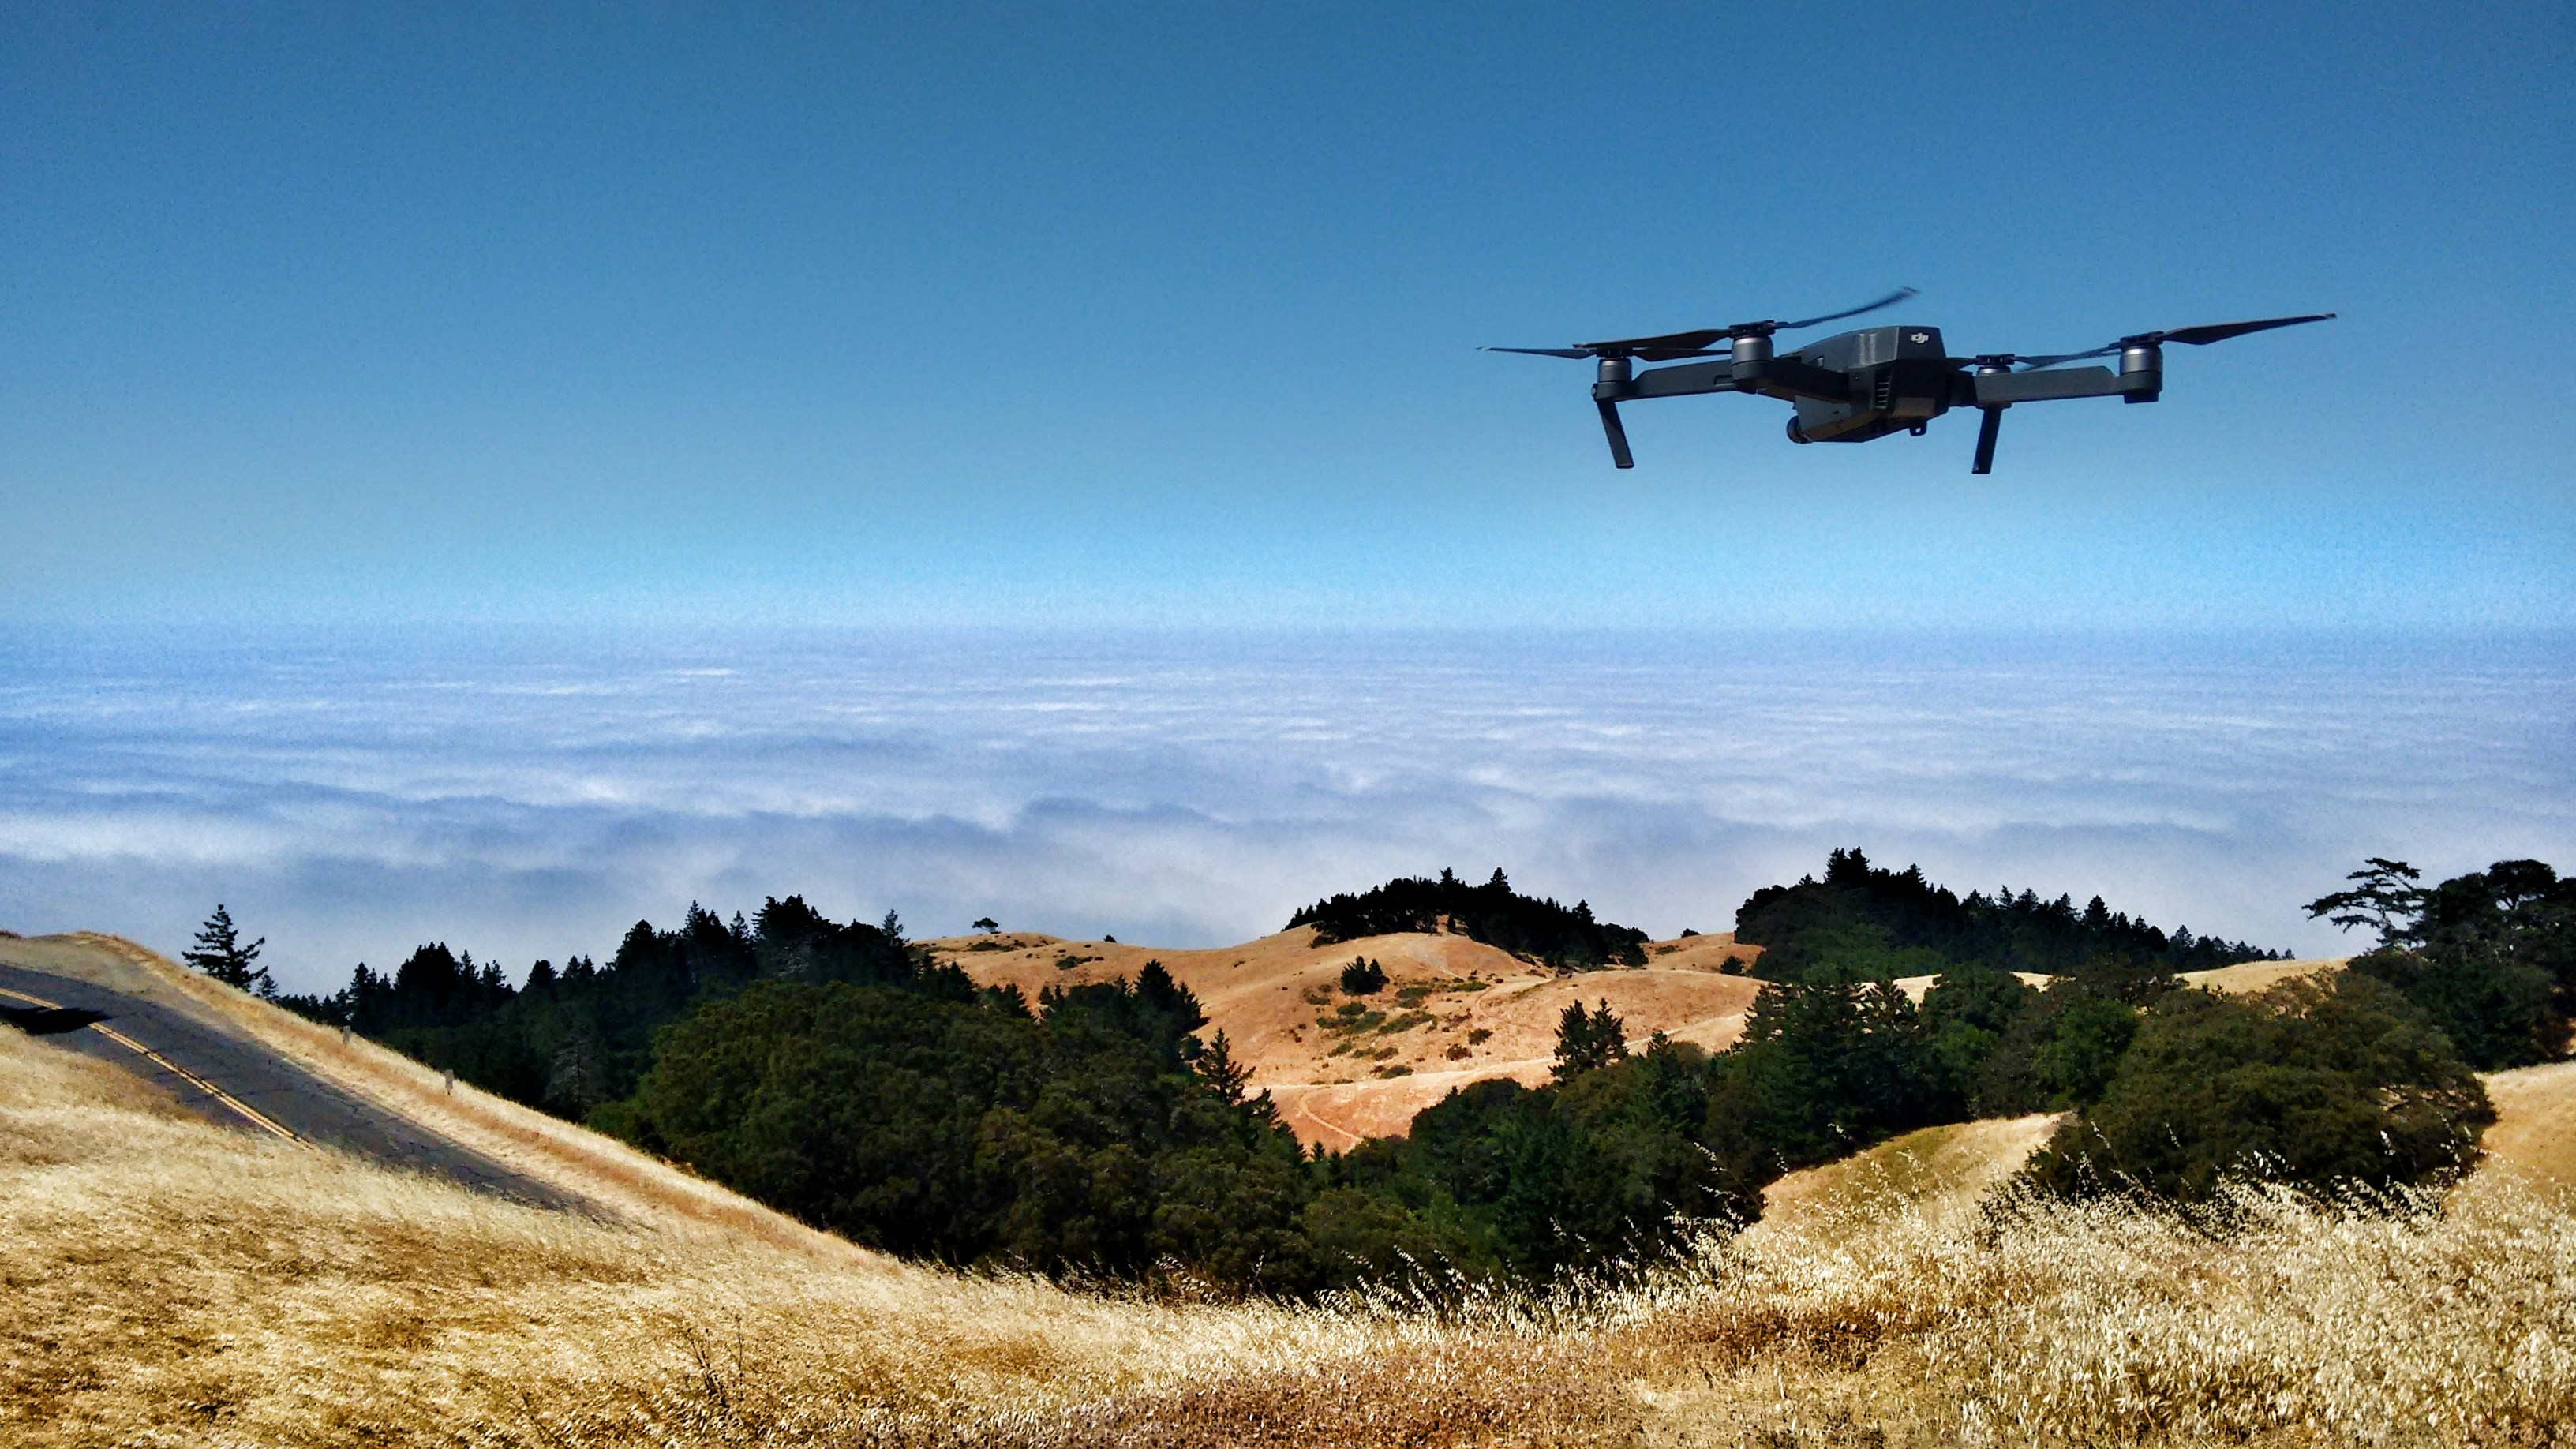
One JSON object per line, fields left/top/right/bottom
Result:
{"left": 3, "top": 3, "right": 2570, "bottom": 628}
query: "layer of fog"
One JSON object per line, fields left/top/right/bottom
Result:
{"left": 5, "top": 627, "right": 2567, "bottom": 995}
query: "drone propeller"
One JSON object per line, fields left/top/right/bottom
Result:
{"left": 1482, "top": 341, "right": 1732, "bottom": 363}
{"left": 1765, "top": 287, "right": 1923, "bottom": 334}
{"left": 1484, "top": 286, "right": 1919, "bottom": 362}
{"left": 2011, "top": 312, "right": 2336, "bottom": 369}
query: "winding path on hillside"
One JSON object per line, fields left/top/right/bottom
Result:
{"left": 0, "top": 947, "right": 581, "bottom": 1210}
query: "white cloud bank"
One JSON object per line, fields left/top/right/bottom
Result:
{"left": 4, "top": 627, "right": 2568, "bottom": 995}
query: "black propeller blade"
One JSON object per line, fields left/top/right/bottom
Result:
{"left": 2157, "top": 313, "right": 2338, "bottom": 346}
{"left": 1484, "top": 286, "right": 1919, "bottom": 362}
{"left": 2013, "top": 312, "right": 2336, "bottom": 369}
{"left": 1482, "top": 338, "right": 1732, "bottom": 362}
{"left": 1770, "top": 287, "right": 1922, "bottom": 332}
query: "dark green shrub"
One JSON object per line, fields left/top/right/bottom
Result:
{"left": 1339, "top": 957, "right": 1388, "bottom": 994}
{"left": 2027, "top": 972, "right": 2493, "bottom": 1201}
{"left": 2311, "top": 857, "right": 2572, "bottom": 1069}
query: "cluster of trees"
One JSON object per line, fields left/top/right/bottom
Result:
{"left": 614, "top": 962, "right": 1325, "bottom": 1290}
{"left": 2030, "top": 972, "right": 2494, "bottom": 1199}
{"left": 1288, "top": 868, "right": 1649, "bottom": 969}
{"left": 1735, "top": 848, "right": 2280, "bottom": 983}
{"left": 246, "top": 851, "right": 2560, "bottom": 1297}
{"left": 2311, "top": 857, "right": 2574, "bottom": 1069}
{"left": 277, "top": 897, "right": 922, "bottom": 1120}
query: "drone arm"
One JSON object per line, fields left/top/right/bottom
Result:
{"left": 1602, "top": 358, "right": 1853, "bottom": 403}
{"left": 1968, "top": 365, "right": 2154, "bottom": 406}
{"left": 1601, "top": 359, "right": 1728, "bottom": 401}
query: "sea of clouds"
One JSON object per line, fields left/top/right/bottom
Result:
{"left": 3, "top": 626, "right": 2568, "bottom": 996}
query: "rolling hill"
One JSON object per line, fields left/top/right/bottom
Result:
{"left": 932, "top": 927, "right": 2348, "bottom": 1148}
{"left": 929, "top": 927, "right": 1761, "bottom": 1146}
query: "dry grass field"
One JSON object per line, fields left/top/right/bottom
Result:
{"left": 932, "top": 927, "right": 1765, "bottom": 1147}
{"left": 6, "top": 957, "right": 2573, "bottom": 1447}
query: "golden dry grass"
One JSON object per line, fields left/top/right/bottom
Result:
{"left": 930, "top": 928, "right": 1764, "bottom": 1147}
{"left": 9, "top": 1002, "right": 2575, "bottom": 1447}
{"left": 0, "top": 931, "right": 862, "bottom": 1252}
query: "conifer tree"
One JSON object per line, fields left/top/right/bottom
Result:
{"left": 1195, "top": 1028, "right": 1252, "bottom": 1103}
{"left": 183, "top": 904, "right": 271, "bottom": 996}
{"left": 1552, "top": 998, "right": 1627, "bottom": 1080}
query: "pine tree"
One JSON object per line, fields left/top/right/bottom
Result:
{"left": 183, "top": 904, "right": 271, "bottom": 996}
{"left": 1194, "top": 1028, "right": 1252, "bottom": 1103}
{"left": 1552, "top": 998, "right": 1627, "bottom": 1080}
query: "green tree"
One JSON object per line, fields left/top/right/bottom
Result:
{"left": 1551, "top": 998, "right": 1627, "bottom": 1080}
{"left": 1339, "top": 957, "right": 1387, "bottom": 995}
{"left": 2029, "top": 990, "right": 2140, "bottom": 1106}
{"left": 2028, "top": 972, "right": 2493, "bottom": 1200}
{"left": 1194, "top": 1028, "right": 1252, "bottom": 1104}
{"left": 182, "top": 904, "right": 271, "bottom": 996}
{"left": 2312, "top": 857, "right": 2570, "bottom": 1069}
{"left": 2308, "top": 857, "right": 2427, "bottom": 941}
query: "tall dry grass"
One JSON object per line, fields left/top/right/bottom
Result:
{"left": 5, "top": 1022, "right": 2571, "bottom": 1447}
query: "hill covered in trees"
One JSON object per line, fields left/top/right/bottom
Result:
{"left": 1287, "top": 868, "right": 1649, "bottom": 969}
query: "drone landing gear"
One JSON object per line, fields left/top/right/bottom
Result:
{"left": 1596, "top": 399, "right": 1634, "bottom": 469}
{"left": 1971, "top": 406, "right": 2006, "bottom": 474}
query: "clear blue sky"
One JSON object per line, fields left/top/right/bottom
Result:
{"left": 5, "top": 3, "right": 2570, "bottom": 630}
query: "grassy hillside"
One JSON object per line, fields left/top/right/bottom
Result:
{"left": 6, "top": 967, "right": 2572, "bottom": 1445}
{"left": 929, "top": 927, "right": 1760, "bottom": 1146}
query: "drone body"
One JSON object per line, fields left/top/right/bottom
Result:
{"left": 1490, "top": 291, "right": 2333, "bottom": 472}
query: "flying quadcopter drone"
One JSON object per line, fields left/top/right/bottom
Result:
{"left": 1488, "top": 289, "right": 2333, "bottom": 472}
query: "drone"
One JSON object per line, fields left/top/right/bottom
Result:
{"left": 1488, "top": 290, "right": 2333, "bottom": 472}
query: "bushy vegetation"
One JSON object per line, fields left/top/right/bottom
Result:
{"left": 275, "top": 897, "right": 920, "bottom": 1118}
{"left": 1289, "top": 867, "right": 1648, "bottom": 969}
{"left": 2029, "top": 972, "right": 2494, "bottom": 1199}
{"left": 615, "top": 965, "right": 1321, "bottom": 1290}
{"left": 1735, "top": 846, "right": 2278, "bottom": 983}
{"left": 279, "top": 852, "right": 2561, "bottom": 1297}
{"left": 2310, "top": 856, "right": 2574, "bottom": 1069}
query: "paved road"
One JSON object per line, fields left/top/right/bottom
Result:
{"left": 0, "top": 959, "right": 582, "bottom": 1211}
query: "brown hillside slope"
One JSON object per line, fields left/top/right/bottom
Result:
{"left": 2479, "top": 1059, "right": 2576, "bottom": 1191}
{"left": 932, "top": 928, "right": 1762, "bottom": 1147}
{"left": 0, "top": 930, "right": 852, "bottom": 1256}
{"left": 9, "top": 989, "right": 2573, "bottom": 1446}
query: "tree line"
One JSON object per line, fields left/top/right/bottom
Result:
{"left": 1287, "top": 867, "right": 1649, "bottom": 969}
{"left": 249, "top": 852, "right": 2569, "bottom": 1297}
{"left": 1733, "top": 847, "right": 2282, "bottom": 982}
